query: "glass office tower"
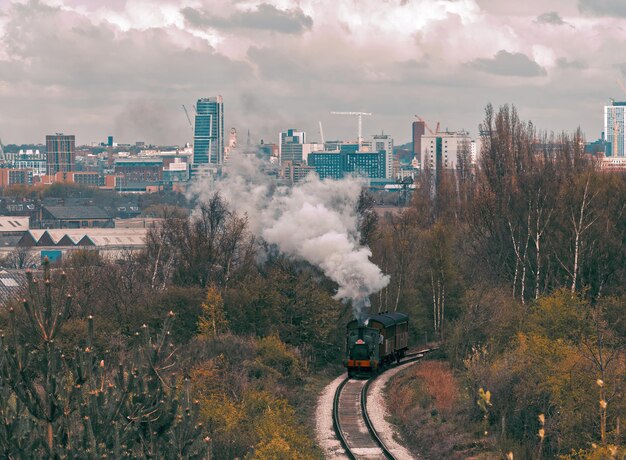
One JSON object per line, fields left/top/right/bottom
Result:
{"left": 193, "top": 96, "right": 224, "bottom": 165}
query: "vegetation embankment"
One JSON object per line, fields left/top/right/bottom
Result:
{"left": 387, "top": 354, "right": 497, "bottom": 459}
{"left": 378, "top": 104, "right": 625, "bottom": 459}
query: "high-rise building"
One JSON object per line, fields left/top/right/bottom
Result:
{"left": 279, "top": 129, "right": 305, "bottom": 164}
{"left": 193, "top": 96, "right": 224, "bottom": 165}
{"left": 45, "top": 134, "right": 75, "bottom": 175}
{"left": 372, "top": 133, "right": 394, "bottom": 178}
{"left": 278, "top": 129, "right": 322, "bottom": 165}
{"left": 604, "top": 101, "right": 626, "bottom": 157}
{"left": 412, "top": 121, "right": 425, "bottom": 159}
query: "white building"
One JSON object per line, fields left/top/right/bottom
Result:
{"left": 470, "top": 138, "right": 482, "bottom": 166}
{"left": 372, "top": 133, "right": 394, "bottom": 179}
{"left": 604, "top": 101, "right": 626, "bottom": 157}
{"left": 421, "top": 131, "right": 471, "bottom": 172}
{"left": 601, "top": 156, "right": 626, "bottom": 171}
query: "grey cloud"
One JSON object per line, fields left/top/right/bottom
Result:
{"left": 181, "top": 4, "right": 313, "bottom": 34}
{"left": 0, "top": 1, "right": 252, "bottom": 144}
{"left": 0, "top": 0, "right": 615, "bottom": 149}
{"left": 114, "top": 99, "right": 177, "bottom": 146}
{"left": 469, "top": 50, "right": 547, "bottom": 77}
{"left": 536, "top": 11, "right": 566, "bottom": 25}
{"left": 578, "top": 0, "right": 626, "bottom": 17}
{"left": 557, "top": 57, "right": 587, "bottom": 69}
{"left": 247, "top": 45, "right": 360, "bottom": 84}
{"left": 618, "top": 63, "right": 626, "bottom": 77}
{"left": 0, "top": 2, "right": 250, "bottom": 90}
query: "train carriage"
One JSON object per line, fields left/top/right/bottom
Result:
{"left": 345, "top": 312, "right": 409, "bottom": 377}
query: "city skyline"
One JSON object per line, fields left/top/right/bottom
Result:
{"left": 2, "top": 0, "right": 626, "bottom": 145}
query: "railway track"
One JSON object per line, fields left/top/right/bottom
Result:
{"left": 332, "top": 348, "right": 436, "bottom": 460}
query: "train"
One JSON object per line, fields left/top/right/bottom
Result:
{"left": 345, "top": 312, "right": 409, "bottom": 377}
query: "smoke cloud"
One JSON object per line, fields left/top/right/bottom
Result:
{"left": 190, "top": 151, "right": 389, "bottom": 316}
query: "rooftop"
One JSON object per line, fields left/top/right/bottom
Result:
{"left": 18, "top": 228, "right": 148, "bottom": 247}
{"left": 0, "top": 216, "right": 29, "bottom": 232}
{"left": 43, "top": 206, "right": 111, "bottom": 220}
{"left": 0, "top": 269, "right": 27, "bottom": 308}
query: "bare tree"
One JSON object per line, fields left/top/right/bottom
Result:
{"left": 2, "top": 246, "right": 38, "bottom": 269}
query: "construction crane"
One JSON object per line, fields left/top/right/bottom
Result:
{"left": 182, "top": 105, "right": 193, "bottom": 132}
{"left": 616, "top": 78, "right": 626, "bottom": 98}
{"left": 330, "top": 111, "right": 372, "bottom": 150}
{"left": 318, "top": 121, "right": 325, "bottom": 145}
{"left": 414, "top": 115, "right": 440, "bottom": 135}
{"left": 0, "top": 138, "right": 5, "bottom": 164}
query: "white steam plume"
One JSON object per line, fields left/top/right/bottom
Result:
{"left": 190, "top": 152, "right": 390, "bottom": 315}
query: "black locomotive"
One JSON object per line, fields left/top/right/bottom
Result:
{"left": 345, "top": 312, "right": 409, "bottom": 377}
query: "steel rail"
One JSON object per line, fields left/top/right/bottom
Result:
{"left": 333, "top": 347, "right": 438, "bottom": 459}
{"left": 332, "top": 377, "right": 357, "bottom": 460}
{"left": 361, "top": 376, "right": 396, "bottom": 460}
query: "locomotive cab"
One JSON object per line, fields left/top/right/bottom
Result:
{"left": 346, "top": 324, "right": 380, "bottom": 377}
{"left": 345, "top": 312, "right": 409, "bottom": 378}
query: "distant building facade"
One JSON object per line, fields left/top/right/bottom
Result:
{"left": 114, "top": 158, "right": 163, "bottom": 192}
{"left": 46, "top": 134, "right": 75, "bottom": 175}
{"left": 0, "top": 169, "right": 33, "bottom": 187}
{"left": 40, "top": 206, "right": 114, "bottom": 229}
{"left": 279, "top": 129, "right": 306, "bottom": 164}
{"left": 308, "top": 151, "right": 386, "bottom": 180}
{"left": 600, "top": 156, "right": 626, "bottom": 171}
{"left": 346, "top": 151, "right": 386, "bottom": 179}
{"left": 421, "top": 131, "right": 471, "bottom": 172}
{"left": 193, "top": 97, "right": 224, "bottom": 165}
{"left": 4, "top": 149, "right": 47, "bottom": 176}
{"left": 279, "top": 161, "right": 315, "bottom": 184}
{"left": 308, "top": 152, "right": 344, "bottom": 180}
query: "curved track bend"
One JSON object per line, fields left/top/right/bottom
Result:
{"left": 332, "top": 348, "right": 436, "bottom": 460}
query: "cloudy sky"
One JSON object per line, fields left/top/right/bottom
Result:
{"left": 1, "top": 0, "right": 626, "bottom": 146}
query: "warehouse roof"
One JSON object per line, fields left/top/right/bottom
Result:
{"left": 17, "top": 229, "right": 147, "bottom": 247}
{"left": 43, "top": 206, "right": 111, "bottom": 220}
{"left": 0, "top": 269, "right": 27, "bottom": 308}
{"left": 0, "top": 216, "right": 29, "bottom": 232}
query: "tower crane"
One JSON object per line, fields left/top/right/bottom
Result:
{"left": 414, "top": 115, "right": 440, "bottom": 135}
{"left": 330, "top": 111, "right": 372, "bottom": 150}
{"left": 182, "top": 105, "right": 193, "bottom": 132}
{"left": 616, "top": 78, "right": 626, "bottom": 97}
{"left": 0, "top": 138, "right": 6, "bottom": 164}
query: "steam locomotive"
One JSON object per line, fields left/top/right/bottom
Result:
{"left": 345, "top": 312, "right": 409, "bottom": 377}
